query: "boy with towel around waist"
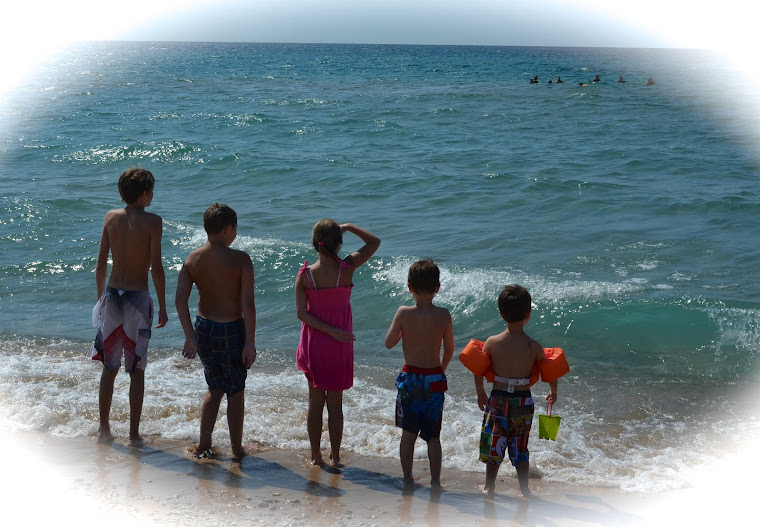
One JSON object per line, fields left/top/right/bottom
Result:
{"left": 175, "top": 203, "right": 257, "bottom": 459}
{"left": 385, "top": 259, "right": 454, "bottom": 491}
{"left": 475, "top": 284, "right": 558, "bottom": 497}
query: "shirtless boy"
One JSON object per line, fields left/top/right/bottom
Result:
{"left": 93, "top": 167, "right": 168, "bottom": 446}
{"left": 475, "top": 284, "right": 558, "bottom": 497}
{"left": 384, "top": 259, "right": 454, "bottom": 491}
{"left": 175, "top": 203, "right": 256, "bottom": 459}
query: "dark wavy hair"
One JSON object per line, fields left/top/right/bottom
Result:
{"left": 498, "top": 284, "right": 532, "bottom": 323}
{"left": 408, "top": 259, "right": 440, "bottom": 294}
{"left": 118, "top": 167, "right": 154, "bottom": 204}
{"left": 203, "top": 203, "right": 237, "bottom": 234}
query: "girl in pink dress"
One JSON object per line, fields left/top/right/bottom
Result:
{"left": 295, "top": 219, "right": 380, "bottom": 467}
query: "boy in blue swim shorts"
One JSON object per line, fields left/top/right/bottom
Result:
{"left": 385, "top": 259, "right": 454, "bottom": 491}
{"left": 474, "top": 284, "right": 558, "bottom": 497}
{"left": 176, "top": 203, "right": 257, "bottom": 459}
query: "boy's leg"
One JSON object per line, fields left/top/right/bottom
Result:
{"left": 400, "top": 430, "right": 417, "bottom": 489}
{"left": 98, "top": 366, "right": 118, "bottom": 443}
{"left": 516, "top": 460, "right": 531, "bottom": 497}
{"left": 193, "top": 389, "right": 224, "bottom": 455}
{"left": 325, "top": 390, "right": 343, "bottom": 467}
{"left": 227, "top": 390, "right": 245, "bottom": 458}
{"left": 427, "top": 437, "right": 442, "bottom": 489}
{"left": 484, "top": 463, "right": 499, "bottom": 496}
{"left": 307, "top": 382, "right": 327, "bottom": 465}
{"left": 128, "top": 368, "right": 145, "bottom": 446}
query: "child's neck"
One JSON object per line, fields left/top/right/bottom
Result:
{"left": 506, "top": 321, "right": 527, "bottom": 334}
{"left": 412, "top": 293, "right": 436, "bottom": 309}
{"left": 207, "top": 234, "right": 230, "bottom": 247}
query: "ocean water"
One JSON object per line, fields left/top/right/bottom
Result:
{"left": 1, "top": 42, "right": 759, "bottom": 493}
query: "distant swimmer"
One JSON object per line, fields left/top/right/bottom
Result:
{"left": 617, "top": 76, "right": 626, "bottom": 83}
{"left": 646, "top": 76, "right": 655, "bottom": 86}
{"left": 548, "top": 79, "right": 553, "bottom": 84}
{"left": 530, "top": 75, "right": 539, "bottom": 84}
{"left": 556, "top": 76, "right": 564, "bottom": 84}
{"left": 592, "top": 74, "right": 601, "bottom": 82}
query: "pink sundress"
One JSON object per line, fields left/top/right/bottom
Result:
{"left": 296, "top": 259, "right": 354, "bottom": 391}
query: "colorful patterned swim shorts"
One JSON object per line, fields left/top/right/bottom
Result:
{"left": 479, "top": 389, "right": 534, "bottom": 466}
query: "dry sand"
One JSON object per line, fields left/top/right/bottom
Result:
{"left": 1, "top": 429, "right": 752, "bottom": 526}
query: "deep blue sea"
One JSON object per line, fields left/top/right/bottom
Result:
{"left": 1, "top": 42, "right": 758, "bottom": 492}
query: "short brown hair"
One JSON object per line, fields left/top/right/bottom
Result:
{"left": 203, "top": 203, "right": 237, "bottom": 234}
{"left": 118, "top": 167, "right": 154, "bottom": 204}
{"left": 498, "top": 284, "right": 532, "bottom": 323}
{"left": 408, "top": 259, "right": 440, "bottom": 294}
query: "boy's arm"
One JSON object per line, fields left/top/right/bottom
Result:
{"left": 340, "top": 223, "right": 380, "bottom": 269}
{"left": 95, "top": 218, "right": 110, "bottom": 299}
{"left": 440, "top": 311, "right": 454, "bottom": 372}
{"left": 240, "top": 255, "right": 257, "bottom": 369}
{"left": 384, "top": 307, "right": 403, "bottom": 349}
{"left": 475, "top": 375, "right": 489, "bottom": 410}
{"left": 295, "top": 274, "right": 355, "bottom": 342}
{"left": 547, "top": 380, "right": 558, "bottom": 404}
{"left": 475, "top": 338, "right": 495, "bottom": 410}
{"left": 534, "top": 342, "right": 558, "bottom": 403}
{"left": 175, "top": 262, "right": 197, "bottom": 359}
{"left": 150, "top": 216, "right": 168, "bottom": 328}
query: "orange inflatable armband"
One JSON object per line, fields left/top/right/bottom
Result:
{"left": 537, "top": 347, "right": 569, "bottom": 383}
{"left": 458, "top": 339, "right": 494, "bottom": 382}
{"left": 460, "top": 339, "right": 568, "bottom": 385}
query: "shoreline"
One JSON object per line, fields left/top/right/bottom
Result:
{"left": 0, "top": 429, "right": 708, "bottom": 527}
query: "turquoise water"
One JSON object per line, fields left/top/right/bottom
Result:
{"left": 1, "top": 42, "right": 758, "bottom": 492}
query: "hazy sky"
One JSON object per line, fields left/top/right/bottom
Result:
{"left": 2, "top": 0, "right": 758, "bottom": 90}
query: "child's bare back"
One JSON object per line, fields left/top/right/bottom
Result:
{"left": 99, "top": 206, "right": 163, "bottom": 292}
{"left": 387, "top": 304, "right": 454, "bottom": 369}
{"left": 486, "top": 329, "right": 545, "bottom": 389}
{"left": 182, "top": 242, "right": 251, "bottom": 323}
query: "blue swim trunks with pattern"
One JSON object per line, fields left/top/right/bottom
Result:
{"left": 395, "top": 365, "right": 448, "bottom": 442}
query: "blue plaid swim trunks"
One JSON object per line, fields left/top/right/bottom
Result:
{"left": 194, "top": 316, "right": 247, "bottom": 396}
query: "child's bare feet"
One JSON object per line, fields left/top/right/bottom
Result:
{"left": 328, "top": 452, "right": 343, "bottom": 468}
{"left": 128, "top": 434, "right": 145, "bottom": 448}
{"left": 402, "top": 477, "right": 415, "bottom": 493}
{"left": 232, "top": 443, "right": 261, "bottom": 460}
{"left": 97, "top": 427, "right": 114, "bottom": 444}
{"left": 190, "top": 443, "right": 215, "bottom": 458}
{"left": 481, "top": 484, "right": 495, "bottom": 497}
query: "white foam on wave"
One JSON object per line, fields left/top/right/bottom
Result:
{"left": 373, "top": 257, "right": 647, "bottom": 316}
{"left": 3, "top": 325, "right": 756, "bottom": 494}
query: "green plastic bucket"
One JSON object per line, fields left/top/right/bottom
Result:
{"left": 538, "top": 402, "right": 562, "bottom": 440}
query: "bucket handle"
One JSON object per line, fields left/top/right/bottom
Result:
{"left": 546, "top": 401, "right": 554, "bottom": 417}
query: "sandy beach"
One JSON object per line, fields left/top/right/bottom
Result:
{"left": 5, "top": 427, "right": 751, "bottom": 527}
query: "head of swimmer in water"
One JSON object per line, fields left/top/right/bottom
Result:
{"left": 312, "top": 218, "right": 342, "bottom": 259}
{"left": 118, "top": 167, "right": 154, "bottom": 205}
{"left": 498, "top": 284, "right": 532, "bottom": 324}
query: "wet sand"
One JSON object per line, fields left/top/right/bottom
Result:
{"left": 0, "top": 429, "right": 752, "bottom": 526}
